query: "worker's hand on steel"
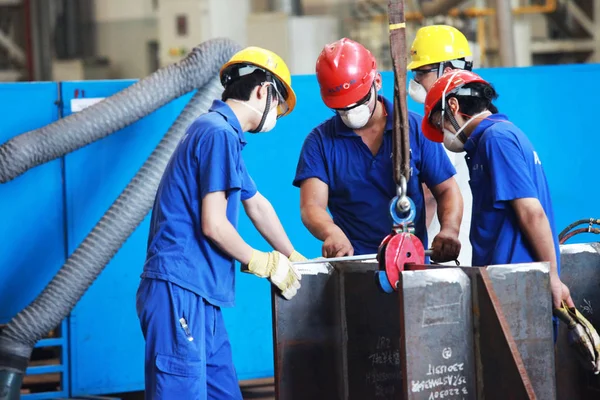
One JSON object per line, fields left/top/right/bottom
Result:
{"left": 288, "top": 250, "right": 307, "bottom": 263}
{"left": 430, "top": 229, "right": 461, "bottom": 262}
{"left": 244, "top": 250, "right": 301, "bottom": 300}
{"left": 322, "top": 229, "right": 354, "bottom": 258}
{"left": 550, "top": 275, "right": 574, "bottom": 309}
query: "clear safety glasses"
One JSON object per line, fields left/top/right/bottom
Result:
{"left": 412, "top": 67, "right": 439, "bottom": 83}
{"left": 267, "top": 82, "right": 289, "bottom": 118}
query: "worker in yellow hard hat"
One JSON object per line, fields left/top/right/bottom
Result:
{"left": 408, "top": 25, "right": 475, "bottom": 267}
{"left": 136, "top": 46, "right": 306, "bottom": 400}
{"left": 408, "top": 24, "right": 473, "bottom": 104}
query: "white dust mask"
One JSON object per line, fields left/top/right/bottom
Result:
{"left": 231, "top": 99, "right": 278, "bottom": 133}
{"left": 408, "top": 79, "right": 427, "bottom": 104}
{"left": 442, "top": 111, "right": 490, "bottom": 153}
{"left": 339, "top": 104, "right": 372, "bottom": 129}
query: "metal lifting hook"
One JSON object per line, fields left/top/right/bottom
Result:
{"left": 389, "top": 175, "right": 415, "bottom": 230}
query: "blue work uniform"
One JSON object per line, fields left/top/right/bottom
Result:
{"left": 463, "top": 113, "right": 560, "bottom": 271}
{"left": 464, "top": 113, "right": 560, "bottom": 339}
{"left": 136, "top": 100, "right": 257, "bottom": 400}
{"left": 293, "top": 95, "right": 456, "bottom": 255}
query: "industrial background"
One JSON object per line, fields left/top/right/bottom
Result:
{"left": 1, "top": 0, "right": 600, "bottom": 399}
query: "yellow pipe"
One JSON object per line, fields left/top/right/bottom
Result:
{"left": 401, "top": 0, "right": 556, "bottom": 21}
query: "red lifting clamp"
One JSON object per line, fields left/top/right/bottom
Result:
{"left": 376, "top": 231, "right": 426, "bottom": 293}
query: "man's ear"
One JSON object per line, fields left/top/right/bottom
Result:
{"left": 374, "top": 73, "right": 383, "bottom": 91}
{"left": 254, "top": 84, "right": 268, "bottom": 100}
{"left": 447, "top": 97, "right": 459, "bottom": 113}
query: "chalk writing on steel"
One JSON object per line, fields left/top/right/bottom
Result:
{"left": 410, "top": 348, "right": 469, "bottom": 399}
{"left": 421, "top": 301, "right": 462, "bottom": 327}
{"left": 582, "top": 298, "right": 593, "bottom": 315}
{"left": 365, "top": 336, "right": 401, "bottom": 397}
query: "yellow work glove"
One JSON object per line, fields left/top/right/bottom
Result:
{"left": 243, "top": 250, "right": 301, "bottom": 300}
{"left": 288, "top": 250, "right": 307, "bottom": 263}
{"left": 554, "top": 301, "right": 600, "bottom": 374}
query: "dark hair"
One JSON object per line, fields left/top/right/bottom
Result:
{"left": 221, "top": 69, "right": 267, "bottom": 102}
{"left": 434, "top": 82, "right": 499, "bottom": 117}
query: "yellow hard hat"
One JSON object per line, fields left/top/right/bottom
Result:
{"left": 220, "top": 46, "right": 296, "bottom": 117}
{"left": 407, "top": 25, "right": 472, "bottom": 70}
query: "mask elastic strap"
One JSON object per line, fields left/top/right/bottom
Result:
{"left": 249, "top": 83, "right": 273, "bottom": 133}
{"left": 367, "top": 83, "right": 377, "bottom": 119}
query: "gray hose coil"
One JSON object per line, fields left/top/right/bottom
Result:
{"left": 0, "top": 38, "right": 240, "bottom": 184}
{"left": 0, "top": 38, "right": 241, "bottom": 362}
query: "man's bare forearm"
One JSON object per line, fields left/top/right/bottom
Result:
{"left": 513, "top": 200, "right": 558, "bottom": 277}
{"left": 433, "top": 181, "right": 463, "bottom": 235}
{"left": 246, "top": 195, "right": 294, "bottom": 257}
{"left": 203, "top": 219, "right": 254, "bottom": 265}
{"left": 423, "top": 183, "right": 437, "bottom": 228}
{"left": 301, "top": 205, "right": 342, "bottom": 241}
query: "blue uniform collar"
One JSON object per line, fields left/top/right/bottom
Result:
{"left": 209, "top": 100, "right": 247, "bottom": 144}
{"left": 464, "top": 113, "right": 510, "bottom": 154}
{"left": 333, "top": 95, "right": 394, "bottom": 136}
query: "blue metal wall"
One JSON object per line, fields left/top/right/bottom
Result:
{"left": 1, "top": 63, "right": 599, "bottom": 396}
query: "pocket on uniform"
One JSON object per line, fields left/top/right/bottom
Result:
{"left": 154, "top": 353, "right": 205, "bottom": 399}
{"left": 155, "top": 353, "right": 203, "bottom": 377}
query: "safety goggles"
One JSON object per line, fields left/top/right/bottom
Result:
{"left": 412, "top": 67, "right": 439, "bottom": 83}
{"left": 331, "top": 85, "right": 374, "bottom": 112}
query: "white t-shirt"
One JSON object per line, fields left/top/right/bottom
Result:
{"left": 427, "top": 147, "right": 473, "bottom": 266}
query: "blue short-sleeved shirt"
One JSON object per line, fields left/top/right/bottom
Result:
{"left": 141, "top": 100, "right": 258, "bottom": 308}
{"left": 464, "top": 113, "right": 560, "bottom": 273}
{"left": 293, "top": 95, "right": 456, "bottom": 255}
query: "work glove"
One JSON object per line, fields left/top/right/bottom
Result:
{"left": 288, "top": 250, "right": 307, "bottom": 263}
{"left": 243, "top": 250, "right": 301, "bottom": 300}
{"left": 554, "top": 301, "right": 600, "bottom": 374}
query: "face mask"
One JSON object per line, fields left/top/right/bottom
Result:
{"left": 339, "top": 104, "right": 372, "bottom": 129}
{"left": 231, "top": 99, "right": 278, "bottom": 133}
{"left": 408, "top": 79, "right": 427, "bottom": 104}
{"left": 442, "top": 111, "right": 490, "bottom": 153}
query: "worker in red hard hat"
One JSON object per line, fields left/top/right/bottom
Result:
{"left": 293, "top": 38, "right": 463, "bottom": 263}
{"left": 421, "top": 69, "right": 574, "bottom": 311}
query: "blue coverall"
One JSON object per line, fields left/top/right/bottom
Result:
{"left": 136, "top": 100, "right": 257, "bottom": 400}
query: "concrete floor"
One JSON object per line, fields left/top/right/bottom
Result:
{"left": 111, "top": 378, "right": 275, "bottom": 400}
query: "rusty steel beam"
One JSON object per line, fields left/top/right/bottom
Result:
{"left": 475, "top": 268, "right": 536, "bottom": 399}
{"left": 486, "top": 263, "right": 555, "bottom": 399}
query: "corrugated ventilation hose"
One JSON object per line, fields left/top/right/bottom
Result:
{"left": 0, "top": 37, "right": 241, "bottom": 400}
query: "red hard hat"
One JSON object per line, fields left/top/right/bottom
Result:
{"left": 422, "top": 70, "right": 489, "bottom": 143}
{"left": 315, "top": 38, "right": 377, "bottom": 109}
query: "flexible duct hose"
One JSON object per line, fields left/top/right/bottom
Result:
{"left": 0, "top": 38, "right": 241, "bottom": 399}
{"left": 0, "top": 38, "right": 239, "bottom": 184}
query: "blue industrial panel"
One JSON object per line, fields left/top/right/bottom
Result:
{"left": 60, "top": 80, "right": 194, "bottom": 396}
{"left": 0, "top": 82, "right": 65, "bottom": 324}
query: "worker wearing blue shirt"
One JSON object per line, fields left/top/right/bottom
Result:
{"left": 136, "top": 47, "right": 307, "bottom": 400}
{"left": 421, "top": 69, "right": 574, "bottom": 310}
{"left": 294, "top": 38, "right": 463, "bottom": 262}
